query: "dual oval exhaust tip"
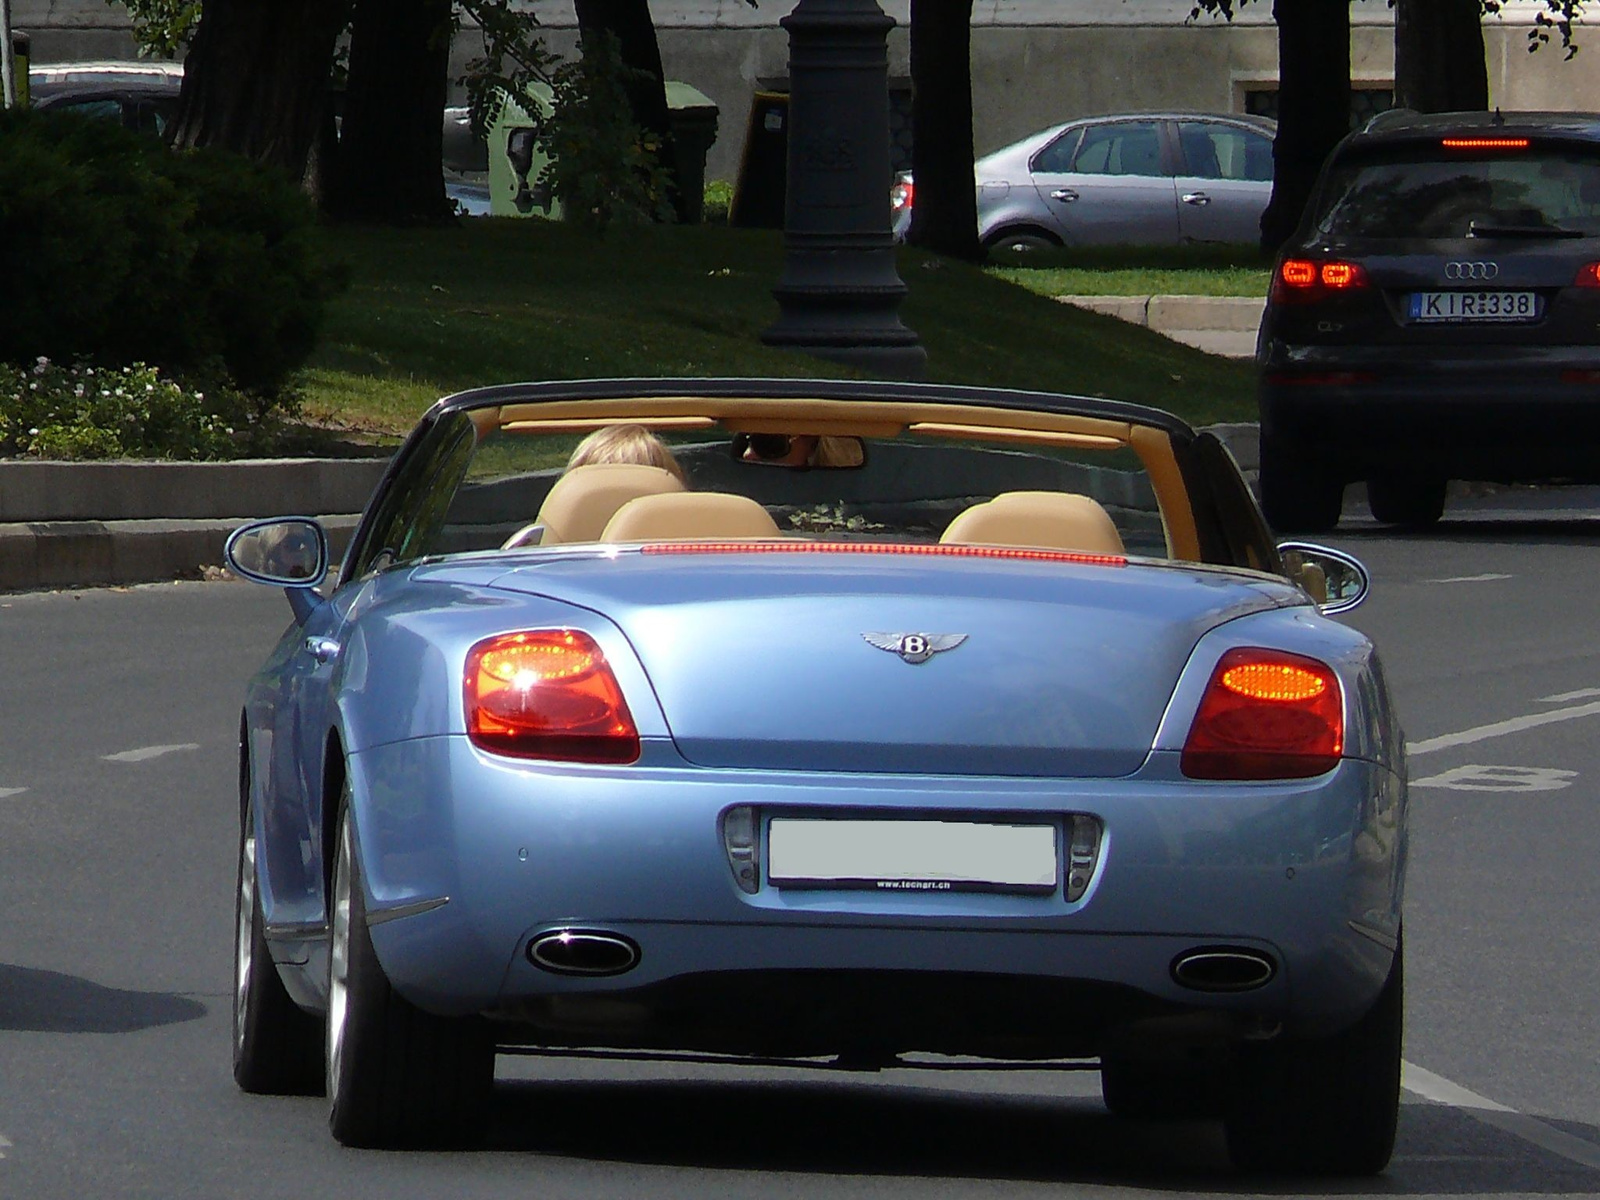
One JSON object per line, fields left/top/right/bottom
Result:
{"left": 527, "top": 929, "right": 640, "bottom": 976}
{"left": 1170, "top": 947, "right": 1277, "bottom": 992}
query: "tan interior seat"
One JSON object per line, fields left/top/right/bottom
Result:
{"left": 504, "top": 463, "right": 686, "bottom": 548}
{"left": 938, "top": 490, "right": 1126, "bottom": 555}
{"left": 601, "top": 492, "right": 782, "bottom": 542}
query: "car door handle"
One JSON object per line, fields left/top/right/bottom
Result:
{"left": 304, "top": 637, "right": 341, "bottom": 664}
{"left": 1182, "top": 192, "right": 1212, "bottom": 206}
{"left": 1049, "top": 188, "right": 1079, "bottom": 203}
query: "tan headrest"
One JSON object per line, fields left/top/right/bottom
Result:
{"left": 601, "top": 492, "right": 782, "bottom": 542}
{"left": 939, "top": 490, "right": 1125, "bottom": 555}
{"left": 534, "top": 463, "right": 686, "bottom": 545}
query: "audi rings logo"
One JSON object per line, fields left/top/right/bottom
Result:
{"left": 1444, "top": 261, "right": 1499, "bottom": 281}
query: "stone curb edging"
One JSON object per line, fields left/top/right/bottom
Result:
{"left": 0, "top": 423, "right": 1262, "bottom": 594}
{"left": 1055, "top": 293, "right": 1266, "bottom": 333}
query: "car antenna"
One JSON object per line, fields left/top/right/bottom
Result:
{"left": 1492, "top": 107, "right": 1505, "bottom": 126}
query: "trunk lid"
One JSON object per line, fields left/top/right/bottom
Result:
{"left": 485, "top": 552, "right": 1293, "bottom": 778}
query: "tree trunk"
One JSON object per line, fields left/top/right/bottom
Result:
{"left": 572, "top": 0, "right": 682, "bottom": 220}
{"left": 168, "top": 0, "right": 350, "bottom": 191}
{"left": 1261, "top": 0, "right": 1350, "bottom": 255}
{"left": 330, "top": 0, "right": 454, "bottom": 223}
{"left": 907, "top": 0, "right": 983, "bottom": 262}
{"left": 1395, "top": 0, "right": 1489, "bottom": 112}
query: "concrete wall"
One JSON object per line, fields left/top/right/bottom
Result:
{"left": 15, "top": 0, "right": 1600, "bottom": 185}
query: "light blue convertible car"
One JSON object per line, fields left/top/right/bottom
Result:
{"left": 226, "top": 378, "right": 1405, "bottom": 1173}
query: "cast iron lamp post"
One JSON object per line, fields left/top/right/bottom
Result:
{"left": 761, "top": 0, "right": 926, "bottom": 379}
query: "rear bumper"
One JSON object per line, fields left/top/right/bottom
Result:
{"left": 349, "top": 736, "right": 1404, "bottom": 1054}
{"left": 1259, "top": 345, "right": 1600, "bottom": 479}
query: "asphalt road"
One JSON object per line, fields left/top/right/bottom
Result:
{"left": 4, "top": 507, "right": 1600, "bottom": 1198}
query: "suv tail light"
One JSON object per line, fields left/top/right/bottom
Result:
{"left": 465, "top": 630, "right": 640, "bottom": 763}
{"left": 1574, "top": 263, "right": 1600, "bottom": 288}
{"left": 1272, "top": 258, "right": 1370, "bottom": 304}
{"left": 1181, "top": 648, "right": 1343, "bottom": 780}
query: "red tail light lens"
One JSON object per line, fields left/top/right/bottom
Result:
{"left": 1181, "top": 647, "right": 1343, "bottom": 780}
{"left": 891, "top": 178, "right": 914, "bottom": 213}
{"left": 1273, "top": 258, "right": 1369, "bottom": 303}
{"left": 465, "top": 630, "right": 639, "bottom": 763}
{"left": 1574, "top": 263, "right": 1600, "bottom": 288}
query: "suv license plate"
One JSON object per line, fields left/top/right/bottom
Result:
{"left": 1408, "top": 290, "right": 1539, "bottom": 322}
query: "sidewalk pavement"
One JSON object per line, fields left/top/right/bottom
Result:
{"left": 1057, "top": 294, "right": 1264, "bottom": 359}
{"left": 0, "top": 313, "right": 1263, "bottom": 593}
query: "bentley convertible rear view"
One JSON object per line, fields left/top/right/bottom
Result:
{"left": 226, "top": 378, "right": 1406, "bottom": 1175}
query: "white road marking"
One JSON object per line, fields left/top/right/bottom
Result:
{"left": 1405, "top": 1061, "right": 1600, "bottom": 1170}
{"left": 1408, "top": 699, "right": 1600, "bottom": 757}
{"left": 0, "top": 788, "right": 26, "bottom": 799}
{"left": 101, "top": 743, "right": 201, "bottom": 764}
{"left": 0, "top": 1133, "right": 10, "bottom": 1159}
{"left": 1412, "top": 764, "right": 1577, "bottom": 793}
{"left": 1540, "top": 687, "right": 1600, "bottom": 704}
{"left": 1424, "top": 572, "right": 1513, "bottom": 584}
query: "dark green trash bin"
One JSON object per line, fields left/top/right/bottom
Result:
{"left": 665, "top": 82, "right": 718, "bottom": 224}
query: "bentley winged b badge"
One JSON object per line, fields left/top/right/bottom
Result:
{"left": 862, "top": 632, "right": 969, "bottom": 665}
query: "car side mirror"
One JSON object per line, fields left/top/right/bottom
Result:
{"left": 227, "top": 518, "right": 330, "bottom": 587}
{"left": 1277, "top": 541, "right": 1369, "bottom": 615}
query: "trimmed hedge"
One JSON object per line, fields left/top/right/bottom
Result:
{"left": 0, "top": 108, "right": 341, "bottom": 395}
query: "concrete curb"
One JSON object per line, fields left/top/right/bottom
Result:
{"left": 0, "top": 418, "right": 1264, "bottom": 595}
{"left": 1057, "top": 293, "right": 1264, "bottom": 359}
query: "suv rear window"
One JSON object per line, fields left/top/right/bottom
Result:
{"left": 1312, "top": 146, "right": 1600, "bottom": 238}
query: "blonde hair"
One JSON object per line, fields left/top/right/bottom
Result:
{"left": 566, "top": 424, "right": 685, "bottom": 483}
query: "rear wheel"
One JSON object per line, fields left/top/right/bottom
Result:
{"left": 233, "top": 791, "right": 323, "bottom": 1094}
{"left": 1367, "top": 475, "right": 1446, "bottom": 527}
{"left": 326, "top": 791, "right": 495, "bottom": 1148}
{"left": 1258, "top": 435, "right": 1344, "bottom": 534}
{"left": 985, "top": 229, "right": 1057, "bottom": 255}
{"left": 1223, "top": 942, "right": 1403, "bottom": 1176}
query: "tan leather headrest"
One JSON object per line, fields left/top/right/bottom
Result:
{"left": 939, "top": 491, "right": 1125, "bottom": 555}
{"left": 534, "top": 463, "right": 686, "bottom": 545}
{"left": 601, "top": 492, "right": 782, "bottom": 541}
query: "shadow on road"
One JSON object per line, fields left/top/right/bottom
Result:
{"left": 474, "top": 1074, "right": 1600, "bottom": 1193}
{"left": 0, "top": 963, "right": 207, "bottom": 1033}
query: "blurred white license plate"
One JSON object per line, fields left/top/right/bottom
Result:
{"left": 767, "top": 818, "right": 1058, "bottom": 893}
{"left": 1408, "top": 290, "right": 1538, "bottom": 322}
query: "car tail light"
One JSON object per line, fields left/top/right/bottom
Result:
{"left": 1441, "top": 137, "right": 1530, "bottom": 150}
{"left": 1574, "top": 263, "right": 1600, "bottom": 288}
{"left": 1561, "top": 368, "right": 1600, "bottom": 384}
{"left": 1272, "top": 258, "right": 1369, "bottom": 303}
{"left": 890, "top": 177, "right": 914, "bottom": 213}
{"left": 1181, "top": 647, "right": 1343, "bottom": 780}
{"left": 465, "top": 630, "right": 639, "bottom": 763}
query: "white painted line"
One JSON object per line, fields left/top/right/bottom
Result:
{"left": 101, "top": 743, "right": 201, "bottom": 764}
{"left": 1539, "top": 688, "right": 1600, "bottom": 704}
{"left": 1411, "top": 764, "right": 1577, "bottom": 793}
{"left": 0, "top": 787, "right": 26, "bottom": 799}
{"left": 1408, "top": 700, "right": 1600, "bottom": 757}
{"left": 1405, "top": 1061, "right": 1600, "bottom": 1170}
{"left": 1424, "top": 572, "right": 1513, "bottom": 584}
{"left": 0, "top": 1132, "right": 10, "bottom": 1159}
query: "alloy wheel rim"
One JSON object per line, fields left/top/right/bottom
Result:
{"left": 233, "top": 820, "right": 255, "bottom": 1053}
{"left": 326, "top": 811, "right": 352, "bottom": 1104}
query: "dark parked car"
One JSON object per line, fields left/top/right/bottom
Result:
{"left": 28, "top": 61, "right": 182, "bottom": 136}
{"left": 1258, "top": 109, "right": 1600, "bottom": 531}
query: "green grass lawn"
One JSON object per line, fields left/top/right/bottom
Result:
{"left": 986, "top": 242, "right": 1273, "bottom": 299}
{"left": 300, "top": 221, "right": 1258, "bottom": 441}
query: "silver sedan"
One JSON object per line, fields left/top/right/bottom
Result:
{"left": 894, "top": 112, "right": 1276, "bottom": 250}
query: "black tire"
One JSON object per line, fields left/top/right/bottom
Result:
{"left": 1224, "top": 942, "right": 1403, "bottom": 1176}
{"left": 326, "top": 793, "right": 495, "bottom": 1149}
{"left": 1367, "top": 476, "right": 1446, "bottom": 528}
{"left": 233, "top": 791, "right": 323, "bottom": 1095}
{"left": 1101, "top": 1056, "right": 1223, "bottom": 1121}
{"left": 1258, "top": 435, "right": 1344, "bottom": 534}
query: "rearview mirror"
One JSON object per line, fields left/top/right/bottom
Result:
{"left": 1277, "top": 541, "right": 1369, "bottom": 615}
{"left": 729, "top": 433, "right": 866, "bottom": 470}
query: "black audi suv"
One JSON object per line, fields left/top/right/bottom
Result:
{"left": 1257, "top": 110, "right": 1600, "bottom": 531}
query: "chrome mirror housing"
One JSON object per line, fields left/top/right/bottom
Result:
{"left": 1277, "top": 541, "right": 1370, "bottom": 615}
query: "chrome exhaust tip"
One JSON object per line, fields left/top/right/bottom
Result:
{"left": 527, "top": 929, "right": 640, "bottom": 976}
{"left": 1170, "top": 947, "right": 1277, "bottom": 992}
